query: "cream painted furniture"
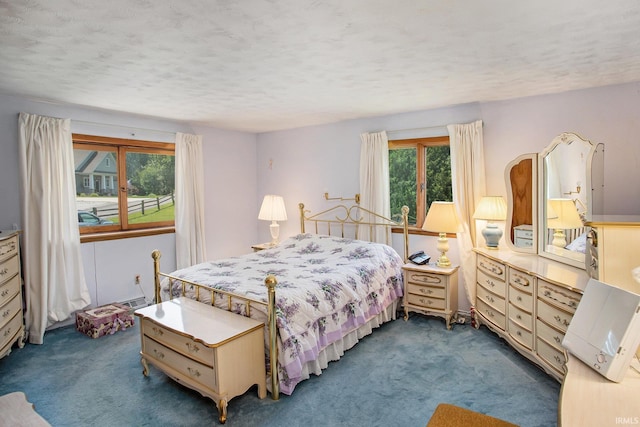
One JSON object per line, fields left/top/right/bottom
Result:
{"left": 585, "top": 215, "right": 640, "bottom": 294}
{"left": 251, "top": 242, "right": 273, "bottom": 252}
{"left": 559, "top": 354, "right": 640, "bottom": 426}
{"left": 0, "top": 230, "right": 25, "bottom": 360}
{"left": 513, "top": 224, "right": 534, "bottom": 248}
{"left": 135, "top": 297, "right": 267, "bottom": 424}
{"left": 403, "top": 263, "right": 459, "bottom": 329}
{"left": 474, "top": 247, "right": 588, "bottom": 381}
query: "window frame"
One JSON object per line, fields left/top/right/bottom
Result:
{"left": 73, "top": 134, "right": 176, "bottom": 242}
{"left": 388, "top": 135, "right": 453, "bottom": 235}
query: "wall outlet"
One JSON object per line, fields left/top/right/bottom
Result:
{"left": 135, "top": 275, "right": 141, "bottom": 285}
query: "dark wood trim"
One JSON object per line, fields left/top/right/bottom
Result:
{"left": 80, "top": 226, "right": 175, "bottom": 243}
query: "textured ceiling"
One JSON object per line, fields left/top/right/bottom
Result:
{"left": 1, "top": 1, "right": 640, "bottom": 133}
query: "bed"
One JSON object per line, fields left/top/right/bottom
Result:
{"left": 151, "top": 202, "right": 409, "bottom": 398}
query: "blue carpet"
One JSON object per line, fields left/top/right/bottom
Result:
{"left": 0, "top": 314, "right": 559, "bottom": 426}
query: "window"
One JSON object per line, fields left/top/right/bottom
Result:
{"left": 73, "top": 134, "right": 175, "bottom": 237}
{"left": 389, "top": 136, "right": 452, "bottom": 228}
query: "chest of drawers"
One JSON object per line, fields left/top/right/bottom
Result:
{"left": 135, "top": 297, "right": 267, "bottom": 424}
{"left": 0, "top": 231, "right": 25, "bottom": 360}
{"left": 474, "top": 248, "right": 587, "bottom": 382}
{"left": 402, "top": 263, "right": 459, "bottom": 329}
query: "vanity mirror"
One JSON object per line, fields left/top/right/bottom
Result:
{"left": 538, "top": 132, "right": 604, "bottom": 269}
{"left": 505, "top": 153, "right": 537, "bottom": 253}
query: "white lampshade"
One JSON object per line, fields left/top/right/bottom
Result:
{"left": 422, "top": 202, "right": 462, "bottom": 268}
{"left": 473, "top": 196, "right": 507, "bottom": 249}
{"left": 258, "top": 195, "right": 288, "bottom": 221}
{"left": 259, "top": 195, "right": 287, "bottom": 246}
{"left": 422, "top": 202, "right": 462, "bottom": 233}
{"left": 547, "top": 198, "right": 583, "bottom": 248}
{"left": 473, "top": 196, "right": 507, "bottom": 221}
{"left": 547, "top": 198, "right": 583, "bottom": 229}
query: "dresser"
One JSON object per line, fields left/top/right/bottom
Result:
{"left": 0, "top": 230, "right": 25, "bottom": 360}
{"left": 402, "top": 263, "right": 459, "bottom": 329}
{"left": 474, "top": 248, "right": 588, "bottom": 381}
{"left": 135, "top": 297, "right": 267, "bottom": 424}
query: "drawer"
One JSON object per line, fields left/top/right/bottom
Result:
{"left": 143, "top": 336, "right": 217, "bottom": 389}
{"left": 0, "top": 236, "right": 18, "bottom": 263}
{"left": 0, "top": 293, "right": 22, "bottom": 329}
{"left": 407, "top": 283, "right": 446, "bottom": 299}
{"left": 537, "top": 299, "right": 573, "bottom": 333}
{"left": 514, "top": 227, "right": 534, "bottom": 239}
{"left": 476, "top": 283, "right": 505, "bottom": 314}
{"left": 476, "top": 299, "right": 506, "bottom": 330}
{"left": 536, "top": 336, "right": 566, "bottom": 375}
{"left": 141, "top": 318, "right": 214, "bottom": 366}
{"left": 509, "top": 285, "right": 533, "bottom": 312}
{"left": 406, "top": 293, "right": 445, "bottom": 311}
{"left": 508, "top": 319, "right": 533, "bottom": 350}
{"left": 514, "top": 237, "right": 533, "bottom": 248}
{"left": 476, "top": 269, "right": 506, "bottom": 297}
{"left": 0, "top": 308, "right": 23, "bottom": 350}
{"left": 0, "top": 274, "right": 20, "bottom": 308}
{"left": 0, "top": 255, "right": 19, "bottom": 287}
{"left": 537, "top": 280, "right": 580, "bottom": 314}
{"left": 405, "top": 271, "right": 447, "bottom": 287}
{"left": 509, "top": 303, "right": 533, "bottom": 330}
{"left": 536, "top": 318, "right": 566, "bottom": 352}
{"left": 477, "top": 255, "right": 506, "bottom": 280}
{"left": 508, "top": 269, "right": 533, "bottom": 292}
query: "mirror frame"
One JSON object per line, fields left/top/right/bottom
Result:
{"left": 537, "top": 132, "right": 597, "bottom": 269}
{"left": 504, "top": 153, "right": 537, "bottom": 253}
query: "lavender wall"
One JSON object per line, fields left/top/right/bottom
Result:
{"left": 256, "top": 81, "right": 640, "bottom": 312}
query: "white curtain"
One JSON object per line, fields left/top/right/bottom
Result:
{"left": 175, "top": 132, "right": 207, "bottom": 270}
{"left": 448, "top": 120, "right": 486, "bottom": 311}
{"left": 18, "top": 113, "right": 91, "bottom": 344}
{"left": 359, "top": 131, "right": 391, "bottom": 243}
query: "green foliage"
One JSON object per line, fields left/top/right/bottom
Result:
{"left": 389, "top": 148, "right": 417, "bottom": 223}
{"left": 389, "top": 145, "right": 452, "bottom": 224}
{"left": 127, "top": 152, "right": 175, "bottom": 197}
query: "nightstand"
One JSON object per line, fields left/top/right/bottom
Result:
{"left": 251, "top": 243, "right": 274, "bottom": 252}
{"left": 402, "top": 262, "right": 459, "bottom": 329}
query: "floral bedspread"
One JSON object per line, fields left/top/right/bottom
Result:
{"left": 162, "top": 233, "right": 404, "bottom": 395}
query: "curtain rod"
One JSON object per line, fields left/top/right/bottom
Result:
{"left": 71, "top": 119, "right": 177, "bottom": 137}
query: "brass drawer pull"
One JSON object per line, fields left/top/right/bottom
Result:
{"left": 516, "top": 314, "right": 522, "bottom": 320}
{"left": 152, "top": 327, "right": 164, "bottom": 337}
{"left": 152, "top": 349, "right": 165, "bottom": 360}
{"left": 0, "top": 268, "right": 8, "bottom": 276}
{"left": 2, "top": 309, "right": 10, "bottom": 318}
{"left": 420, "top": 288, "right": 433, "bottom": 295}
{"left": 186, "top": 343, "right": 200, "bottom": 354}
{"left": 4, "top": 327, "right": 11, "bottom": 337}
{"left": 1, "top": 289, "right": 8, "bottom": 297}
{"left": 554, "top": 336, "right": 561, "bottom": 343}
{"left": 485, "top": 295, "right": 495, "bottom": 303}
{"left": 513, "top": 276, "right": 530, "bottom": 287}
{"left": 419, "top": 298, "right": 433, "bottom": 305}
{"left": 187, "top": 367, "right": 201, "bottom": 378}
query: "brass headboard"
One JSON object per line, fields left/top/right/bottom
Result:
{"left": 298, "top": 203, "right": 410, "bottom": 261}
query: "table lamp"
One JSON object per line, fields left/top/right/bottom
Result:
{"left": 258, "top": 195, "right": 287, "bottom": 246}
{"left": 547, "top": 198, "right": 583, "bottom": 248}
{"left": 473, "top": 196, "right": 507, "bottom": 249}
{"left": 422, "top": 201, "right": 462, "bottom": 267}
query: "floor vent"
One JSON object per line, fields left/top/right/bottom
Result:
{"left": 119, "top": 297, "right": 149, "bottom": 311}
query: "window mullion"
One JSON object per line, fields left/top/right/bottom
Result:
{"left": 117, "top": 147, "right": 129, "bottom": 230}
{"left": 416, "top": 143, "right": 426, "bottom": 228}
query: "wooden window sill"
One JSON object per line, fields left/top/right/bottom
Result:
{"left": 80, "top": 226, "right": 175, "bottom": 243}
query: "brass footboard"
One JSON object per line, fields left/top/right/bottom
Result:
{"left": 151, "top": 250, "right": 280, "bottom": 400}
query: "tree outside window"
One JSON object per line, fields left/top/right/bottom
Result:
{"left": 389, "top": 136, "right": 452, "bottom": 228}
